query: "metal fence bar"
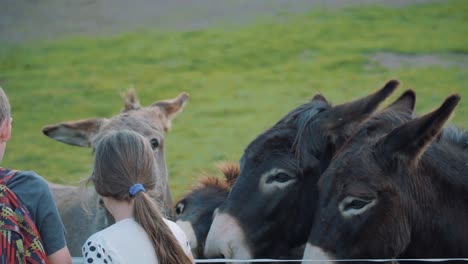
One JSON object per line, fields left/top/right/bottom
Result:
{"left": 195, "top": 260, "right": 468, "bottom": 263}
{"left": 72, "top": 257, "right": 468, "bottom": 263}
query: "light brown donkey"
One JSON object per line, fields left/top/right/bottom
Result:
{"left": 42, "top": 89, "right": 188, "bottom": 256}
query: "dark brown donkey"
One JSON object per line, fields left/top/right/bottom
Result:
{"left": 304, "top": 92, "right": 467, "bottom": 262}
{"left": 175, "top": 161, "right": 239, "bottom": 258}
{"left": 204, "top": 81, "right": 399, "bottom": 262}
{"left": 42, "top": 89, "right": 188, "bottom": 256}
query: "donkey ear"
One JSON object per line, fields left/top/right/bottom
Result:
{"left": 377, "top": 94, "right": 460, "bottom": 162}
{"left": 42, "top": 118, "right": 109, "bottom": 147}
{"left": 311, "top": 94, "right": 328, "bottom": 104}
{"left": 384, "top": 90, "right": 416, "bottom": 113}
{"left": 121, "top": 87, "right": 141, "bottom": 112}
{"left": 326, "top": 80, "right": 399, "bottom": 144}
{"left": 152, "top": 92, "right": 189, "bottom": 131}
{"left": 334, "top": 80, "right": 399, "bottom": 118}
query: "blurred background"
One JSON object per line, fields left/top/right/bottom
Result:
{"left": 0, "top": 0, "right": 467, "bottom": 199}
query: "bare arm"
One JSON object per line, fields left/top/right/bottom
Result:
{"left": 48, "top": 246, "right": 72, "bottom": 264}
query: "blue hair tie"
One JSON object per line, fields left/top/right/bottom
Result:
{"left": 129, "top": 183, "right": 146, "bottom": 197}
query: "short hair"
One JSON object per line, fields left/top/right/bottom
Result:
{"left": 0, "top": 87, "right": 11, "bottom": 124}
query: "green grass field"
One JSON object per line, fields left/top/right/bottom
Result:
{"left": 0, "top": 0, "right": 467, "bottom": 199}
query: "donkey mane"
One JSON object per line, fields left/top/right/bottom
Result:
{"left": 292, "top": 100, "right": 330, "bottom": 161}
{"left": 281, "top": 99, "right": 330, "bottom": 128}
{"left": 441, "top": 125, "right": 468, "bottom": 151}
{"left": 195, "top": 177, "right": 230, "bottom": 192}
{"left": 417, "top": 136, "right": 468, "bottom": 198}
{"left": 216, "top": 161, "right": 240, "bottom": 187}
{"left": 246, "top": 99, "right": 330, "bottom": 164}
{"left": 190, "top": 161, "right": 240, "bottom": 193}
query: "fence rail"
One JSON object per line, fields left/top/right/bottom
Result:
{"left": 72, "top": 257, "right": 468, "bottom": 263}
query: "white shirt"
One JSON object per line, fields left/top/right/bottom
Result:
{"left": 82, "top": 218, "right": 191, "bottom": 264}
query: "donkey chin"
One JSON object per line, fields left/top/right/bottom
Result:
{"left": 302, "top": 243, "right": 335, "bottom": 264}
{"left": 204, "top": 212, "right": 252, "bottom": 263}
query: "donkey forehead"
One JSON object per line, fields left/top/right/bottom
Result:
{"left": 103, "top": 111, "right": 165, "bottom": 136}
{"left": 178, "top": 188, "right": 227, "bottom": 217}
{"left": 186, "top": 188, "right": 227, "bottom": 208}
{"left": 244, "top": 109, "right": 330, "bottom": 164}
{"left": 242, "top": 152, "right": 297, "bottom": 178}
{"left": 319, "top": 148, "right": 379, "bottom": 190}
{"left": 245, "top": 129, "right": 296, "bottom": 162}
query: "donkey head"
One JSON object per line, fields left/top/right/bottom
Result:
{"left": 304, "top": 92, "right": 461, "bottom": 261}
{"left": 175, "top": 162, "right": 239, "bottom": 258}
{"left": 42, "top": 89, "right": 189, "bottom": 211}
{"left": 204, "top": 81, "right": 399, "bottom": 260}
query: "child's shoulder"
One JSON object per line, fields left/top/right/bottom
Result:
{"left": 9, "top": 170, "right": 49, "bottom": 188}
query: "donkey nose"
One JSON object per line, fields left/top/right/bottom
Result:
{"left": 302, "top": 243, "right": 335, "bottom": 264}
{"left": 204, "top": 212, "right": 252, "bottom": 262}
{"left": 175, "top": 220, "right": 199, "bottom": 258}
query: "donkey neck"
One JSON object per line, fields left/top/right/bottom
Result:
{"left": 154, "top": 149, "right": 173, "bottom": 217}
{"left": 416, "top": 142, "right": 468, "bottom": 196}
{"left": 404, "top": 142, "right": 468, "bottom": 257}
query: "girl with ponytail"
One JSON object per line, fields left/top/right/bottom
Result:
{"left": 82, "top": 130, "right": 193, "bottom": 264}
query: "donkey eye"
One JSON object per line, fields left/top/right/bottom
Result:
{"left": 150, "top": 138, "right": 160, "bottom": 149}
{"left": 265, "top": 172, "right": 294, "bottom": 184}
{"left": 175, "top": 202, "right": 185, "bottom": 215}
{"left": 344, "top": 199, "right": 369, "bottom": 211}
{"left": 339, "top": 196, "right": 376, "bottom": 218}
{"left": 261, "top": 169, "right": 297, "bottom": 193}
{"left": 274, "top": 173, "right": 293, "bottom": 183}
